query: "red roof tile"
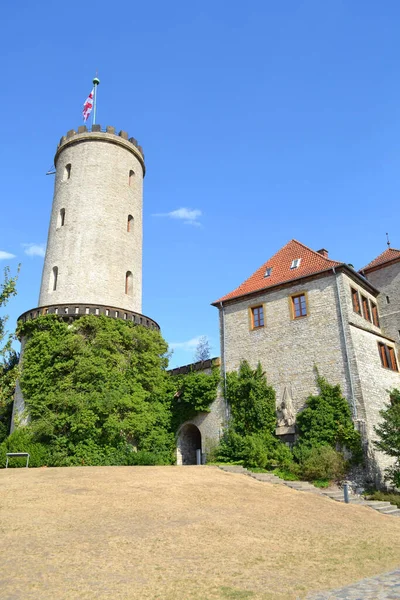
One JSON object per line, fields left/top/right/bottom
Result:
{"left": 213, "top": 239, "right": 342, "bottom": 304}
{"left": 360, "top": 248, "right": 400, "bottom": 273}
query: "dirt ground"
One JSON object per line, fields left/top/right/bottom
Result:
{"left": 1, "top": 466, "right": 400, "bottom": 600}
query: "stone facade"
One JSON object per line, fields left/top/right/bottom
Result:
{"left": 215, "top": 260, "right": 400, "bottom": 483}
{"left": 39, "top": 127, "right": 144, "bottom": 313}
{"left": 363, "top": 260, "right": 400, "bottom": 343}
{"left": 170, "top": 359, "right": 226, "bottom": 465}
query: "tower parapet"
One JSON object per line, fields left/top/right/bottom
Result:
{"left": 55, "top": 125, "right": 145, "bottom": 173}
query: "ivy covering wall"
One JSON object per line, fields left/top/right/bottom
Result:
{"left": 0, "top": 315, "right": 220, "bottom": 467}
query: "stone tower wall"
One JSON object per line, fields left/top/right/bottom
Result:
{"left": 363, "top": 261, "right": 400, "bottom": 344}
{"left": 38, "top": 127, "right": 144, "bottom": 313}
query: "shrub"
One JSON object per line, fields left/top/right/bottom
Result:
{"left": 217, "top": 429, "right": 293, "bottom": 470}
{"left": 294, "top": 374, "right": 363, "bottom": 465}
{"left": 127, "top": 450, "right": 167, "bottom": 466}
{"left": 364, "top": 490, "right": 400, "bottom": 508}
{"left": 0, "top": 427, "right": 49, "bottom": 468}
{"left": 216, "top": 429, "right": 245, "bottom": 464}
{"left": 299, "top": 446, "right": 346, "bottom": 481}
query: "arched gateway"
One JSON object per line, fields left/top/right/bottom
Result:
{"left": 177, "top": 424, "right": 202, "bottom": 465}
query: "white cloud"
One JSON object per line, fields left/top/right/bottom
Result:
{"left": 22, "top": 243, "right": 46, "bottom": 258}
{"left": 0, "top": 250, "right": 16, "bottom": 260}
{"left": 152, "top": 207, "right": 202, "bottom": 226}
{"left": 169, "top": 336, "right": 203, "bottom": 352}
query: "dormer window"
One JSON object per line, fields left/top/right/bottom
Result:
{"left": 290, "top": 258, "right": 301, "bottom": 269}
{"left": 264, "top": 267, "right": 272, "bottom": 278}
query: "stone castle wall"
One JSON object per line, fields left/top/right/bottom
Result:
{"left": 220, "top": 272, "right": 351, "bottom": 414}
{"left": 39, "top": 127, "right": 144, "bottom": 313}
{"left": 171, "top": 359, "right": 226, "bottom": 465}
{"left": 218, "top": 269, "right": 400, "bottom": 482}
{"left": 364, "top": 261, "right": 400, "bottom": 343}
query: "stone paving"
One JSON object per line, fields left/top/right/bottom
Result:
{"left": 306, "top": 568, "right": 400, "bottom": 599}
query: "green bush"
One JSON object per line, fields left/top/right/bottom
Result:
{"left": 127, "top": 450, "right": 167, "bottom": 466}
{"left": 0, "top": 427, "right": 49, "bottom": 468}
{"left": 364, "top": 490, "right": 400, "bottom": 508}
{"left": 272, "top": 468, "right": 300, "bottom": 481}
{"left": 216, "top": 429, "right": 245, "bottom": 463}
{"left": 295, "top": 374, "right": 363, "bottom": 464}
{"left": 217, "top": 429, "right": 293, "bottom": 470}
{"left": 299, "top": 446, "right": 346, "bottom": 481}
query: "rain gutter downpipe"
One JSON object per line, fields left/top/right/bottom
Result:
{"left": 333, "top": 267, "right": 358, "bottom": 420}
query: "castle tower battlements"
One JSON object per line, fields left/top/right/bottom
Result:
{"left": 38, "top": 125, "right": 145, "bottom": 313}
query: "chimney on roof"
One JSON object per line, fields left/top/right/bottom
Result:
{"left": 317, "top": 248, "right": 329, "bottom": 258}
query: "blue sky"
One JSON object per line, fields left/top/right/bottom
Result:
{"left": 1, "top": 1, "right": 400, "bottom": 367}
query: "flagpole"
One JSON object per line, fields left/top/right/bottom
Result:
{"left": 92, "top": 76, "right": 100, "bottom": 126}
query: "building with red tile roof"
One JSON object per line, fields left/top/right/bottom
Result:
{"left": 360, "top": 247, "right": 400, "bottom": 273}
{"left": 212, "top": 239, "right": 374, "bottom": 306}
{"left": 209, "top": 238, "right": 400, "bottom": 484}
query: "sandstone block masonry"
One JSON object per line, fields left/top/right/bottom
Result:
{"left": 364, "top": 260, "right": 400, "bottom": 344}
{"left": 214, "top": 249, "right": 400, "bottom": 483}
{"left": 39, "top": 126, "right": 144, "bottom": 313}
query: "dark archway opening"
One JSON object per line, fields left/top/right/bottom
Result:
{"left": 178, "top": 424, "right": 201, "bottom": 465}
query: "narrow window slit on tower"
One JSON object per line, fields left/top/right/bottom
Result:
{"left": 51, "top": 266, "right": 58, "bottom": 291}
{"left": 59, "top": 208, "right": 65, "bottom": 227}
{"left": 129, "top": 170, "right": 135, "bottom": 186}
{"left": 125, "top": 271, "right": 133, "bottom": 295}
{"left": 127, "top": 215, "right": 134, "bottom": 232}
{"left": 64, "top": 164, "right": 71, "bottom": 181}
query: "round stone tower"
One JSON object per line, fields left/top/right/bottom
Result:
{"left": 17, "top": 124, "right": 158, "bottom": 329}
{"left": 39, "top": 125, "right": 144, "bottom": 313}
{"left": 12, "top": 124, "right": 159, "bottom": 431}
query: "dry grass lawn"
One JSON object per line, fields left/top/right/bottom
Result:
{"left": 1, "top": 466, "right": 400, "bottom": 600}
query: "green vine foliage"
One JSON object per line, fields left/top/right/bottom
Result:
{"left": 8, "top": 315, "right": 175, "bottom": 466}
{"left": 294, "top": 374, "right": 363, "bottom": 464}
{"left": 217, "top": 361, "right": 293, "bottom": 469}
{"left": 226, "top": 361, "right": 276, "bottom": 436}
{"left": 169, "top": 367, "right": 220, "bottom": 432}
{"left": 374, "top": 389, "right": 400, "bottom": 487}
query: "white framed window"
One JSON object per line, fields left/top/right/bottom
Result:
{"left": 290, "top": 258, "right": 301, "bottom": 269}
{"left": 264, "top": 267, "right": 272, "bottom": 278}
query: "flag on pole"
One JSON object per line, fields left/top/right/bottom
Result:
{"left": 82, "top": 88, "right": 94, "bottom": 122}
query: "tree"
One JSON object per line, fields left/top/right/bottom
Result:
{"left": 0, "top": 266, "right": 19, "bottom": 442}
{"left": 194, "top": 336, "right": 211, "bottom": 362}
{"left": 0, "top": 266, "right": 18, "bottom": 357}
{"left": 374, "top": 389, "right": 400, "bottom": 487}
